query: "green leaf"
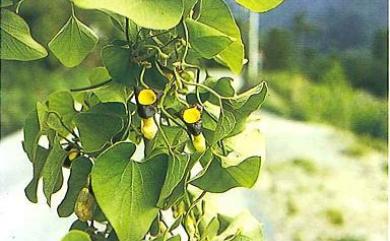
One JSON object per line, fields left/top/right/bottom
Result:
{"left": 224, "top": 83, "right": 267, "bottom": 136}
{"left": 0, "top": 0, "right": 13, "bottom": 7}
{"left": 235, "top": 0, "right": 284, "bottom": 12}
{"left": 61, "top": 230, "right": 91, "bottom": 241}
{"left": 42, "top": 136, "right": 67, "bottom": 205}
{"left": 191, "top": 155, "right": 261, "bottom": 193}
{"left": 74, "top": 112, "right": 124, "bottom": 153}
{"left": 210, "top": 110, "right": 236, "bottom": 145}
{"left": 158, "top": 154, "right": 190, "bottom": 208}
{"left": 102, "top": 43, "right": 140, "bottom": 86}
{"left": 0, "top": 9, "right": 47, "bottom": 60}
{"left": 216, "top": 212, "right": 264, "bottom": 241}
{"left": 70, "top": 220, "right": 89, "bottom": 231}
{"left": 23, "top": 109, "right": 41, "bottom": 162}
{"left": 48, "top": 91, "right": 77, "bottom": 124}
{"left": 49, "top": 15, "right": 98, "bottom": 67}
{"left": 89, "top": 67, "right": 128, "bottom": 103}
{"left": 202, "top": 217, "right": 220, "bottom": 240}
{"left": 24, "top": 146, "right": 49, "bottom": 203}
{"left": 197, "top": 0, "right": 245, "bottom": 74}
{"left": 92, "top": 142, "right": 168, "bottom": 241}
{"left": 57, "top": 157, "right": 93, "bottom": 217}
{"left": 186, "top": 19, "right": 233, "bottom": 59}
{"left": 72, "top": 0, "right": 184, "bottom": 30}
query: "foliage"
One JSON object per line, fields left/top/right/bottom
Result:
{"left": 263, "top": 71, "right": 388, "bottom": 141}
{"left": 0, "top": 0, "right": 284, "bottom": 240}
{"left": 263, "top": 28, "right": 294, "bottom": 70}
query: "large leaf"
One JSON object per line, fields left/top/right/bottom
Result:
{"left": 235, "top": 0, "right": 284, "bottom": 12}
{"left": 49, "top": 15, "right": 98, "bottom": 67}
{"left": 198, "top": 0, "right": 245, "bottom": 74}
{"left": 72, "top": 0, "right": 184, "bottom": 30}
{"left": 102, "top": 43, "right": 140, "bottom": 86}
{"left": 61, "top": 230, "right": 91, "bottom": 241}
{"left": 191, "top": 155, "right": 261, "bottom": 193}
{"left": 74, "top": 112, "right": 124, "bottom": 153}
{"left": 57, "top": 157, "right": 93, "bottom": 217}
{"left": 92, "top": 142, "right": 168, "bottom": 241}
{"left": 186, "top": 19, "right": 233, "bottom": 59}
{"left": 42, "top": 136, "right": 67, "bottom": 205}
{"left": 0, "top": 9, "right": 47, "bottom": 60}
{"left": 24, "top": 146, "right": 49, "bottom": 203}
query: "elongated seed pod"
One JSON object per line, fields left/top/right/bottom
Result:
{"left": 74, "top": 187, "right": 95, "bottom": 222}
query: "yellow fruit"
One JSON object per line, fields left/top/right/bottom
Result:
{"left": 193, "top": 133, "right": 206, "bottom": 153}
{"left": 141, "top": 117, "right": 158, "bottom": 140}
{"left": 75, "top": 187, "right": 95, "bottom": 222}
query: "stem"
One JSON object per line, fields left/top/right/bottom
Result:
{"left": 70, "top": 79, "right": 113, "bottom": 92}
{"left": 139, "top": 67, "right": 149, "bottom": 88}
{"left": 153, "top": 115, "right": 174, "bottom": 156}
{"left": 125, "top": 18, "right": 131, "bottom": 45}
{"left": 181, "top": 20, "right": 190, "bottom": 64}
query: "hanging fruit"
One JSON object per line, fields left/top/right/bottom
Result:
{"left": 136, "top": 88, "right": 159, "bottom": 140}
{"left": 182, "top": 105, "right": 206, "bottom": 153}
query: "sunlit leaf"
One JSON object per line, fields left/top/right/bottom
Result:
{"left": 186, "top": 19, "right": 233, "bottom": 59}
{"left": 72, "top": 0, "right": 184, "bottom": 30}
{"left": 49, "top": 15, "right": 98, "bottom": 67}
{"left": 0, "top": 9, "right": 47, "bottom": 60}
{"left": 197, "top": 0, "right": 245, "bottom": 74}
{"left": 235, "top": 0, "right": 284, "bottom": 13}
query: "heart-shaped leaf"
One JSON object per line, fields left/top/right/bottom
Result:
{"left": 72, "top": 0, "right": 184, "bottom": 30}
{"left": 92, "top": 142, "right": 168, "bottom": 241}
{"left": 0, "top": 9, "right": 47, "bottom": 60}
{"left": 49, "top": 15, "right": 98, "bottom": 67}
{"left": 74, "top": 112, "right": 124, "bottom": 153}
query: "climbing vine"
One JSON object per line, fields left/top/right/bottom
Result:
{"left": 1, "top": 0, "right": 284, "bottom": 240}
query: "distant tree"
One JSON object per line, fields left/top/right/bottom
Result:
{"left": 263, "top": 28, "right": 294, "bottom": 70}
{"left": 372, "top": 29, "right": 388, "bottom": 61}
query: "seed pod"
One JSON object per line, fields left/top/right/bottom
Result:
{"left": 75, "top": 187, "right": 95, "bottom": 222}
{"left": 182, "top": 105, "right": 206, "bottom": 153}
